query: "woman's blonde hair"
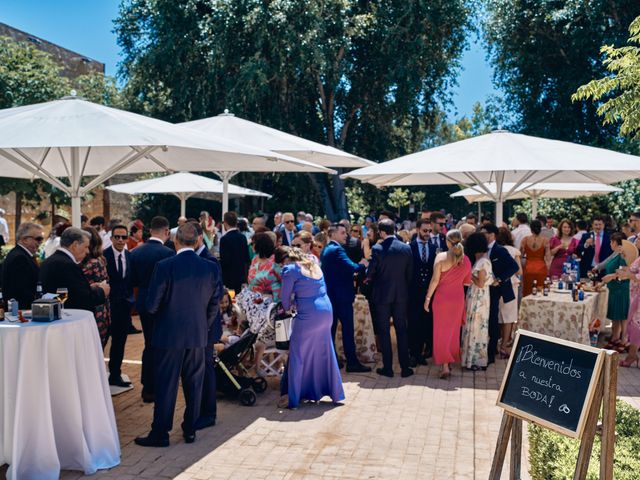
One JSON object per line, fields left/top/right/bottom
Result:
{"left": 294, "top": 230, "right": 313, "bottom": 244}
{"left": 287, "top": 247, "right": 320, "bottom": 273}
{"left": 446, "top": 229, "right": 465, "bottom": 266}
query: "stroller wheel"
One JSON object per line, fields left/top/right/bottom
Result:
{"left": 240, "top": 388, "right": 257, "bottom": 406}
{"left": 253, "top": 376, "right": 268, "bottom": 393}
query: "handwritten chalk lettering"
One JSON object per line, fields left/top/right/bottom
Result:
{"left": 531, "top": 375, "right": 563, "bottom": 392}
{"left": 519, "top": 371, "right": 527, "bottom": 380}
{"left": 559, "top": 404, "right": 571, "bottom": 414}
{"left": 520, "top": 387, "right": 556, "bottom": 408}
{"left": 515, "top": 344, "right": 582, "bottom": 379}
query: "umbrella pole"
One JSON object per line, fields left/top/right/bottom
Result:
{"left": 495, "top": 171, "right": 505, "bottom": 225}
{"left": 71, "top": 147, "right": 82, "bottom": 227}
{"left": 531, "top": 194, "right": 539, "bottom": 218}
{"left": 478, "top": 202, "right": 482, "bottom": 217}
{"left": 180, "top": 193, "right": 187, "bottom": 218}
{"left": 216, "top": 171, "right": 238, "bottom": 217}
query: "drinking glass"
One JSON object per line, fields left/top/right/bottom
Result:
{"left": 228, "top": 289, "right": 236, "bottom": 301}
{"left": 56, "top": 287, "right": 69, "bottom": 315}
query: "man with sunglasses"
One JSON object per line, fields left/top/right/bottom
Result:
{"left": 104, "top": 225, "right": 135, "bottom": 387}
{"left": 1, "top": 222, "right": 44, "bottom": 309}
{"left": 280, "top": 212, "right": 298, "bottom": 246}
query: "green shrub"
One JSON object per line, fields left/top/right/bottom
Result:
{"left": 528, "top": 400, "right": 640, "bottom": 479}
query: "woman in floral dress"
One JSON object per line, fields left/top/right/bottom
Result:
{"left": 81, "top": 227, "right": 111, "bottom": 348}
{"left": 461, "top": 233, "right": 493, "bottom": 370}
{"left": 619, "top": 255, "right": 640, "bottom": 367}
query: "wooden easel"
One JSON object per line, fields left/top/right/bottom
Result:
{"left": 489, "top": 350, "right": 618, "bottom": 480}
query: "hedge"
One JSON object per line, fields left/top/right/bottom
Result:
{"left": 528, "top": 400, "right": 640, "bottom": 479}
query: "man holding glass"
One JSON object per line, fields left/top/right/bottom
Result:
{"left": 39, "top": 227, "right": 110, "bottom": 312}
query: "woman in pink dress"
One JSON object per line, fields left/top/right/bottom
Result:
{"left": 548, "top": 219, "right": 578, "bottom": 278}
{"left": 424, "top": 229, "right": 472, "bottom": 379}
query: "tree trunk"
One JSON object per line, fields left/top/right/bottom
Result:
{"left": 14, "top": 191, "right": 22, "bottom": 234}
{"left": 51, "top": 197, "right": 56, "bottom": 225}
{"left": 331, "top": 172, "right": 349, "bottom": 220}
{"left": 308, "top": 174, "right": 336, "bottom": 220}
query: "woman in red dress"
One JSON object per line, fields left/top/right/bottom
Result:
{"left": 521, "top": 219, "right": 549, "bottom": 297}
{"left": 425, "top": 229, "right": 472, "bottom": 379}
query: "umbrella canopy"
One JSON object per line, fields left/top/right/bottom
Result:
{"left": 107, "top": 172, "right": 271, "bottom": 217}
{"left": 182, "top": 111, "right": 373, "bottom": 168}
{"left": 182, "top": 111, "right": 372, "bottom": 214}
{"left": 342, "top": 130, "right": 640, "bottom": 222}
{"left": 0, "top": 96, "right": 333, "bottom": 225}
{"left": 451, "top": 182, "right": 622, "bottom": 217}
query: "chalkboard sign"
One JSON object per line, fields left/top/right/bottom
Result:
{"left": 497, "top": 330, "right": 604, "bottom": 438}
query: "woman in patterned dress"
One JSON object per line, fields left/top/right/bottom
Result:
{"left": 461, "top": 233, "right": 494, "bottom": 370}
{"left": 619, "top": 255, "right": 640, "bottom": 367}
{"left": 81, "top": 226, "right": 111, "bottom": 348}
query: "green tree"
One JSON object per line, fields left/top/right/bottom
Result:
{"left": 483, "top": 0, "right": 640, "bottom": 147}
{"left": 345, "top": 184, "right": 370, "bottom": 222}
{"left": 573, "top": 16, "right": 640, "bottom": 141}
{"left": 115, "top": 0, "right": 472, "bottom": 220}
{"left": 411, "top": 191, "right": 426, "bottom": 211}
{"left": 387, "top": 188, "right": 410, "bottom": 216}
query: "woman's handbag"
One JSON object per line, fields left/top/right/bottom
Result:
{"left": 270, "top": 302, "right": 295, "bottom": 350}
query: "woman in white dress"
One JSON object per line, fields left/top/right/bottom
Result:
{"left": 496, "top": 227, "right": 523, "bottom": 356}
{"left": 462, "top": 233, "right": 494, "bottom": 370}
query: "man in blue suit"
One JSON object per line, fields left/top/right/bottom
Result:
{"left": 129, "top": 216, "right": 175, "bottom": 403}
{"left": 367, "top": 219, "right": 414, "bottom": 378}
{"left": 481, "top": 224, "right": 519, "bottom": 364}
{"left": 576, "top": 216, "right": 613, "bottom": 279}
{"left": 191, "top": 221, "right": 224, "bottom": 431}
{"left": 135, "top": 223, "right": 221, "bottom": 447}
{"left": 321, "top": 223, "right": 371, "bottom": 373}
{"left": 104, "top": 224, "right": 135, "bottom": 387}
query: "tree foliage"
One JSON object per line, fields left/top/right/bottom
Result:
{"left": 573, "top": 16, "right": 640, "bottom": 141}
{"left": 115, "top": 0, "right": 473, "bottom": 219}
{"left": 483, "top": 0, "right": 640, "bottom": 147}
{"left": 387, "top": 188, "right": 410, "bottom": 215}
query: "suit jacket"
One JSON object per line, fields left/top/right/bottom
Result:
{"left": 489, "top": 243, "right": 519, "bottom": 302}
{"left": 576, "top": 231, "right": 613, "bottom": 278}
{"left": 219, "top": 229, "right": 250, "bottom": 290}
{"left": 104, "top": 246, "right": 134, "bottom": 304}
{"left": 344, "top": 237, "right": 363, "bottom": 264}
{"left": 279, "top": 226, "right": 297, "bottom": 246}
{"left": 409, "top": 239, "right": 435, "bottom": 298}
{"left": 129, "top": 239, "right": 175, "bottom": 313}
{"left": 429, "top": 233, "right": 448, "bottom": 254}
{"left": 199, "top": 246, "right": 224, "bottom": 342}
{"left": 39, "top": 250, "right": 106, "bottom": 312}
{"left": 321, "top": 240, "right": 365, "bottom": 303}
{"left": 1, "top": 245, "right": 39, "bottom": 308}
{"left": 146, "top": 250, "right": 221, "bottom": 349}
{"left": 367, "top": 237, "right": 413, "bottom": 304}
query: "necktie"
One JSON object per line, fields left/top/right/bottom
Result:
{"left": 421, "top": 241, "right": 427, "bottom": 263}
{"left": 117, "top": 253, "right": 124, "bottom": 278}
{"left": 595, "top": 234, "right": 601, "bottom": 263}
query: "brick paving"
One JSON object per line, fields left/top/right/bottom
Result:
{"left": 4, "top": 318, "right": 640, "bottom": 479}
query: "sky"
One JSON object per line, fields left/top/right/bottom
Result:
{"left": 2, "top": 0, "right": 500, "bottom": 121}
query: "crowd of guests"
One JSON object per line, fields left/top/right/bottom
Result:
{"left": 3, "top": 205, "right": 640, "bottom": 445}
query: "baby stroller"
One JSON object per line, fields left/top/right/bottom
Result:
{"left": 214, "top": 327, "right": 270, "bottom": 407}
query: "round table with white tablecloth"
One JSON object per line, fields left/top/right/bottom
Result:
{"left": 0, "top": 309, "right": 120, "bottom": 480}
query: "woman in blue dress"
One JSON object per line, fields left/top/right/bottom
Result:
{"left": 276, "top": 247, "right": 345, "bottom": 409}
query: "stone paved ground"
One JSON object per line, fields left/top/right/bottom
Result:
{"left": 4, "top": 318, "right": 640, "bottom": 480}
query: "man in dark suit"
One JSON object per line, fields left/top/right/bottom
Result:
{"left": 279, "top": 212, "right": 298, "bottom": 246}
{"left": 104, "top": 224, "right": 135, "bottom": 387}
{"left": 321, "top": 223, "right": 371, "bottom": 373}
{"left": 429, "top": 212, "right": 449, "bottom": 254}
{"left": 480, "top": 224, "right": 519, "bottom": 364}
{"left": 219, "top": 211, "right": 250, "bottom": 292}
{"left": 40, "top": 227, "right": 110, "bottom": 311}
{"left": 192, "top": 221, "right": 223, "bottom": 431}
{"left": 367, "top": 219, "right": 414, "bottom": 378}
{"left": 408, "top": 219, "right": 434, "bottom": 366}
{"left": 576, "top": 216, "right": 613, "bottom": 279}
{"left": 1, "top": 222, "right": 44, "bottom": 308}
{"left": 135, "top": 223, "right": 221, "bottom": 447}
{"left": 129, "top": 216, "right": 175, "bottom": 402}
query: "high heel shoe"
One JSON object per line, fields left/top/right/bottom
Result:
{"left": 619, "top": 357, "right": 639, "bottom": 368}
{"left": 439, "top": 370, "right": 451, "bottom": 379}
{"left": 499, "top": 349, "right": 511, "bottom": 359}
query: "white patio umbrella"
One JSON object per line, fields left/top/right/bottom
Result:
{"left": 107, "top": 172, "right": 272, "bottom": 217}
{"left": 342, "top": 130, "right": 640, "bottom": 223}
{"left": 451, "top": 182, "right": 623, "bottom": 218}
{"left": 181, "top": 110, "right": 373, "bottom": 213}
{"left": 0, "top": 95, "right": 333, "bottom": 226}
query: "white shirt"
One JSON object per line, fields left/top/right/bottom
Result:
{"left": 18, "top": 243, "right": 33, "bottom": 257}
{"left": 58, "top": 247, "right": 79, "bottom": 264}
{"left": 111, "top": 245, "right": 127, "bottom": 277}
{"left": 488, "top": 240, "right": 496, "bottom": 256}
{"left": 511, "top": 224, "right": 531, "bottom": 250}
{"left": 0, "top": 216, "right": 9, "bottom": 242}
{"left": 196, "top": 245, "right": 206, "bottom": 256}
{"left": 148, "top": 237, "right": 165, "bottom": 244}
{"left": 177, "top": 247, "right": 194, "bottom": 255}
{"left": 573, "top": 230, "right": 587, "bottom": 242}
{"left": 100, "top": 229, "right": 112, "bottom": 250}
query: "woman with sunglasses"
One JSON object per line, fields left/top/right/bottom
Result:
{"left": 292, "top": 231, "right": 313, "bottom": 255}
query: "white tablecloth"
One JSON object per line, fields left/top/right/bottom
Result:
{"left": 0, "top": 309, "right": 120, "bottom": 480}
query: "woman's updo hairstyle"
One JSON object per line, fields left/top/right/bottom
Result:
{"left": 530, "top": 219, "right": 542, "bottom": 235}
{"left": 446, "top": 229, "right": 465, "bottom": 266}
